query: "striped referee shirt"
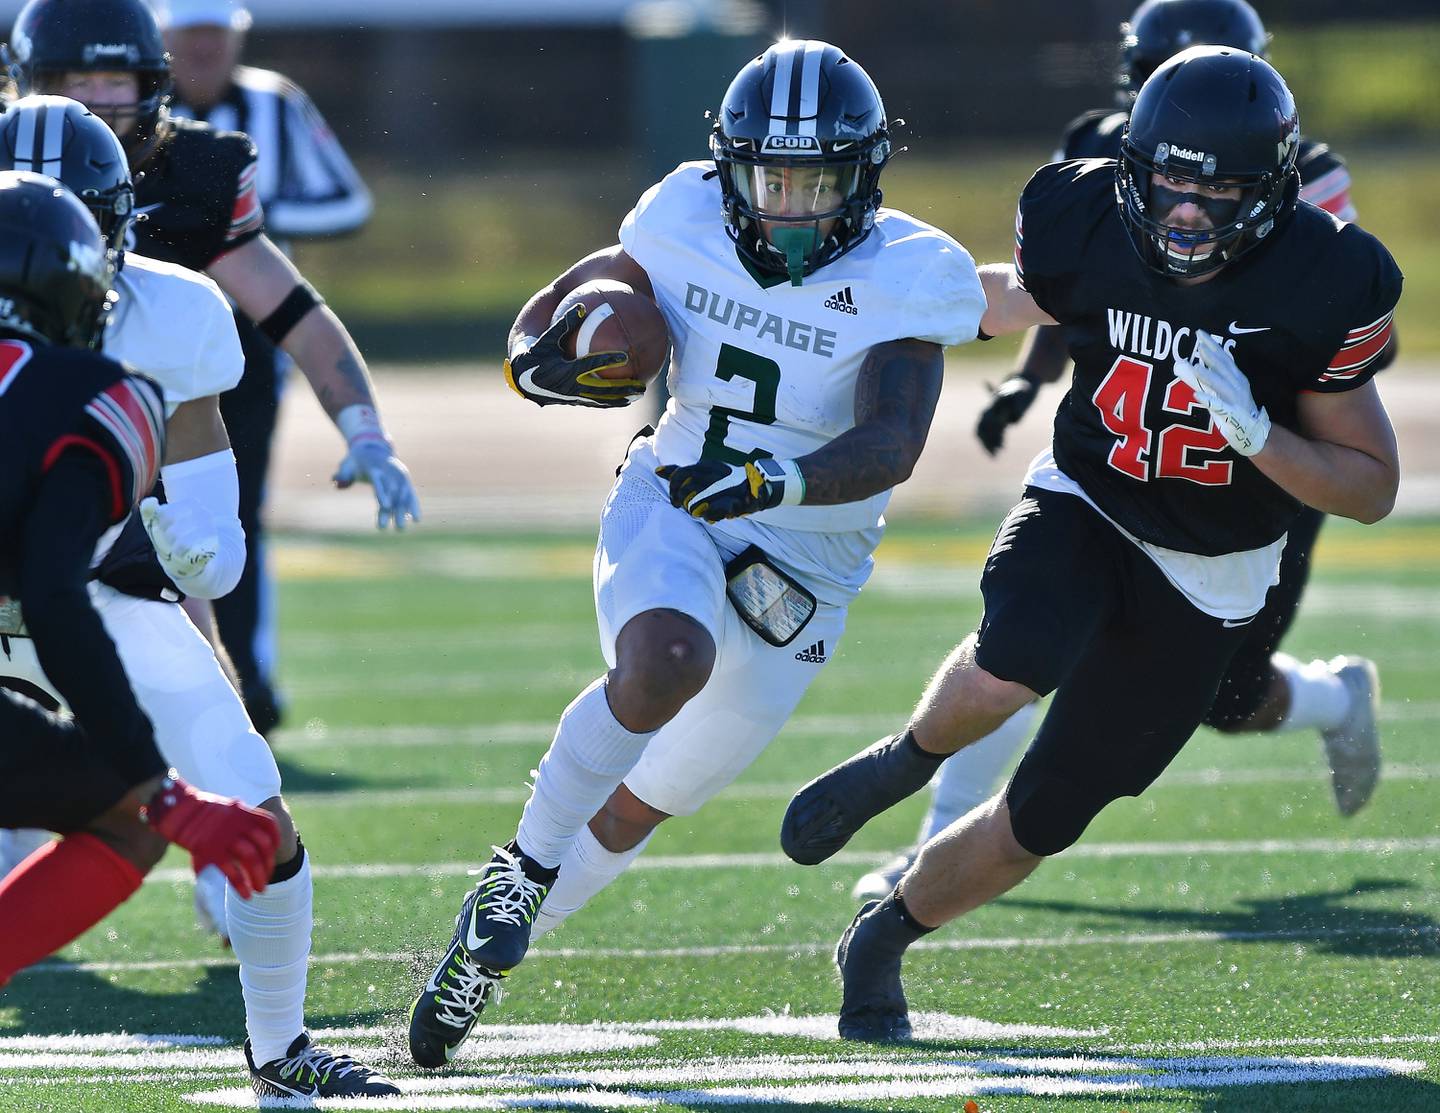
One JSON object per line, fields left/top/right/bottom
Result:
{"left": 171, "top": 64, "right": 372, "bottom": 242}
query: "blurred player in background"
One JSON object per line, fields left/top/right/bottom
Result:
{"left": 0, "top": 170, "right": 278, "bottom": 986}
{"left": 785, "top": 47, "right": 1401, "bottom": 1040}
{"left": 4, "top": 0, "right": 417, "bottom": 741}
{"left": 853, "top": 0, "right": 1393, "bottom": 904}
{"left": 406, "top": 39, "right": 985, "bottom": 1068}
{"left": 157, "top": 0, "right": 375, "bottom": 735}
{"left": 0, "top": 98, "right": 399, "bottom": 1100}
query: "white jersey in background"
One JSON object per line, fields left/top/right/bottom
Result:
{"left": 620, "top": 161, "right": 985, "bottom": 603}
{"left": 107, "top": 252, "right": 246, "bottom": 417}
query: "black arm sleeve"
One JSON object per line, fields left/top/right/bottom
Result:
{"left": 19, "top": 452, "right": 165, "bottom": 788}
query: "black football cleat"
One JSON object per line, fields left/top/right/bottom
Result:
{"left": 245, "top": 1033, "right": 399, "bottom": 1099}
{"left": 783, "top": 734, "right": 942, "bottom": 865}
{"left": 408, "top": 843, "right": 552, "bottom": 1068}
{"left": 835, "top": 900, "right": 913, "bottom": 1042}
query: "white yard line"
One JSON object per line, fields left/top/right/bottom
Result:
{"left": 273, "top": 698, "right": 1440, "bottom": 751}
{"left": 127, "top": 832, "right": 1440, "bottom": 887}
{"left": 282, "top": 761, "right": 1440, "bottom": 809}
{"left": 23, "top": 919, "right": 1439, "bottom": 979}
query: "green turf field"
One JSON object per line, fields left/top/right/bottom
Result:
{"left": 3, "top": 518, "right": 1440, "bottom": 1111}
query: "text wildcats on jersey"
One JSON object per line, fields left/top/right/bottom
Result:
{"left": 1107, "top": 308, "right": 1241, "bottom": 364}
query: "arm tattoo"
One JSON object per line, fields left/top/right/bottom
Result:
{"left": 316, "top": 354, "right": 375, "bottom": 413}
{"left": 797, "top": 339, "right": 944, "bottom": 505}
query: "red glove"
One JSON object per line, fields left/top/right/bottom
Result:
{"left": 141, "top": 773, "right": 281, "bottom": 899}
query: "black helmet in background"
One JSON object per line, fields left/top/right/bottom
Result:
{"left": 5, "top": 0, "right": 173, "bottom": 168}
{"left": 1117, "top": 0, "right": 1270, "bottom": 103}
{"left": 710, "top": 40, "right": 891, "bottom": 286}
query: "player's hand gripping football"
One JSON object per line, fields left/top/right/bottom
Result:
{"left": 975, "top": 372, "right": 1041, "bottom": 455}
{"left": 141, "top": 773, "right": 281, "bottom": 899}
{"left": 504, "top": 304, "right": 643, "bottom": 408}
{"left": 1173, "top": 332, "right": 1272, "bottom": 457}
{"left": 140, "top": 497, "right": 218, "bottom": 582}
{"left": 656, "top": 457, "right": 802, "bottom": 522}
{"left": 332, "top": 405, "right": 422, "bottom": 530}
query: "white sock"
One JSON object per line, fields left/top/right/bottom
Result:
{"left": 919, "top": 703, "right": 1039, "bottom": 844}
{"left": 1274, "top": 653, "right": 1350, "bottom": 733}
{"left": 532, "top": 826, "right": 654, "bottom": 940}
{"left": 516, "top": 678, "right": 656, "bottom": 869}
{"left": 0, "top": 828, "right": 53, "bottom": 877}
{"left": 227, "top": 847, "right": 312, "bottom": 1065}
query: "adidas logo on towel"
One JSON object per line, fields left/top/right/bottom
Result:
{"left": 794, "top": 639, "right": 828, "bottom": 663}
{"left": 823, "top": 287, "right": 858, "bottom": 315}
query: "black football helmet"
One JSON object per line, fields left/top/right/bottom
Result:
{"left": 1117, "top": 46, "right": 1299, "bottom": 279}
{"left": 711, "top": 40, "right": 891, "bottom": 286}
{"left": 0, "top": 170, "right": 117, "bottom": 349}
{"left": 5, "top": 0, "right": 172, "bottom": 168}
{"left": 1117, "top": 0, "right": 1269, "bottom": 104}
{"left": 0, "top": 96, "right": 134, "bottom": 252}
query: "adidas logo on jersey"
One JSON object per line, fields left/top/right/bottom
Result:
{"left": 795, "top": 639, "right": 828, "bottom": 663}
{"left": 824, "top": 287, "right": 858, "bottom": 315}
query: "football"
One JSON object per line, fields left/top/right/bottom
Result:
{"left": 551, "top": 279, "right": 670, "bottom": 384}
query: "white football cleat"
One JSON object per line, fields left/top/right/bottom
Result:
{"left": 1320, "top": 656, "right": 1381, "bottom": 817}
{"left": 194, "top": 864, "right": 232, "bottom": 947}
{"left": 851, "top": 851, "right": 916, "bottom": 902}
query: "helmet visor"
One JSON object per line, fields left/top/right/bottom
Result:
{"left": 733, "top": 163, "right": 861, "bottom": 223}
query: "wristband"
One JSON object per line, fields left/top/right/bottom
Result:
{"left": 758, "top": 457, "right": 806, "bottom": 506}
{"left": 336, "top": 404, "right": 389, "bottom": 449}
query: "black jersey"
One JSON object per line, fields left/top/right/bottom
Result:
{"left": 0, "top": 339, "right": 165, "bottom": 592}
{"left": 133, "top": 117, "right": 265, "bottom": 272}
{"left": 0, "top": 338, "right": 168, "bottom": 786}
{"left": 1058, "top": 109, "right": 1356, "bottom": 220}
{"left": 1015, "top": 159, "right": 1401, "bottom": 556}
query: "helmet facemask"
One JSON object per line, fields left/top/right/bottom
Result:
{"left": 1117, "top": 124, "right": 1297, "bottom": 280}
{"left": 27, "top": 67, "right": 172, "bottom": 168}
{"left": 713, "top": 131, "right": 887, "bottom": 286}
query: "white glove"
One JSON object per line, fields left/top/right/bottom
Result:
{"left": 333, "top": 404, "right": 421, "bottom": 531}
{"left": 141, "top": 497, "right": 219, "bottom": 582}
{"left": 1173, "top": 332, "right": 1272, "bottom": 457}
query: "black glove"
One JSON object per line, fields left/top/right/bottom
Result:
{"left": 655, "top": 458, "right": 797, "bottom": 522}
{"left": 975, "top": 373, "right": 1041, "bottom": 456}
{"left": 504, "top": 304, "right": 643, "bottom": 408}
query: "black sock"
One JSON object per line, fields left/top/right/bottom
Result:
{"left": 899, "top": 729, "right": 946, "bottom": 764}
{"left": 858, "top": 890, "right": 936, "bottom": 962}
{"left": 509, "top": 839, "right": 560, "bottom": 884}
{"left": 889, "top": 889, "right": 937, "bottom": 935}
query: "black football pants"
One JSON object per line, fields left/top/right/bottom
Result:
{"left": 213, "top": 314, "right": 282, "bottom": 702}
{"left": 0, "top": 690, "right": 133, "bottom": 833}
{"left": 1204, "top": 505, "right": 1326, "bottom": 729}
{"left": 972, "top": 488, "right": 1252, "bottom": 856}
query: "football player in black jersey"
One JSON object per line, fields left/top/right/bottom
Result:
{"left": 0, "top": 170, "right": 279, "bottom": 985}
{"left": 852, "top": 0, "right": 1389, "bottom": 908}
{"left": 5, "top": 0, "right": 420, "bottom": 739}
{"left": 782, "top": 47, "right": 1401, "bottom": 1040}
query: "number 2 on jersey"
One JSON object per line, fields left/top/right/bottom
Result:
{"left": 700, "top": 343, "right": 780, "bottom": 466}
{"left": 1093, "top": 354, "right": 1232, "bottom": 486}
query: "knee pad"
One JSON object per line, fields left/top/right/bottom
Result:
{"left": 1006, "top": 763, "right": 1117, "bottom": 857}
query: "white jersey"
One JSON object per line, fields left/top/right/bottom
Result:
{"left": 105, "top": 252, "right": 245, "bottom": 417}
{"left": 620, "top": 162, "right": 984, "bottom": 602}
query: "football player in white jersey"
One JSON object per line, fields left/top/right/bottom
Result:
{"left": 407, "top": 39, "right": 986, "bottom": 1068}
{"left": 0, "top": 97, "right": 398, "bottom": 1100}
